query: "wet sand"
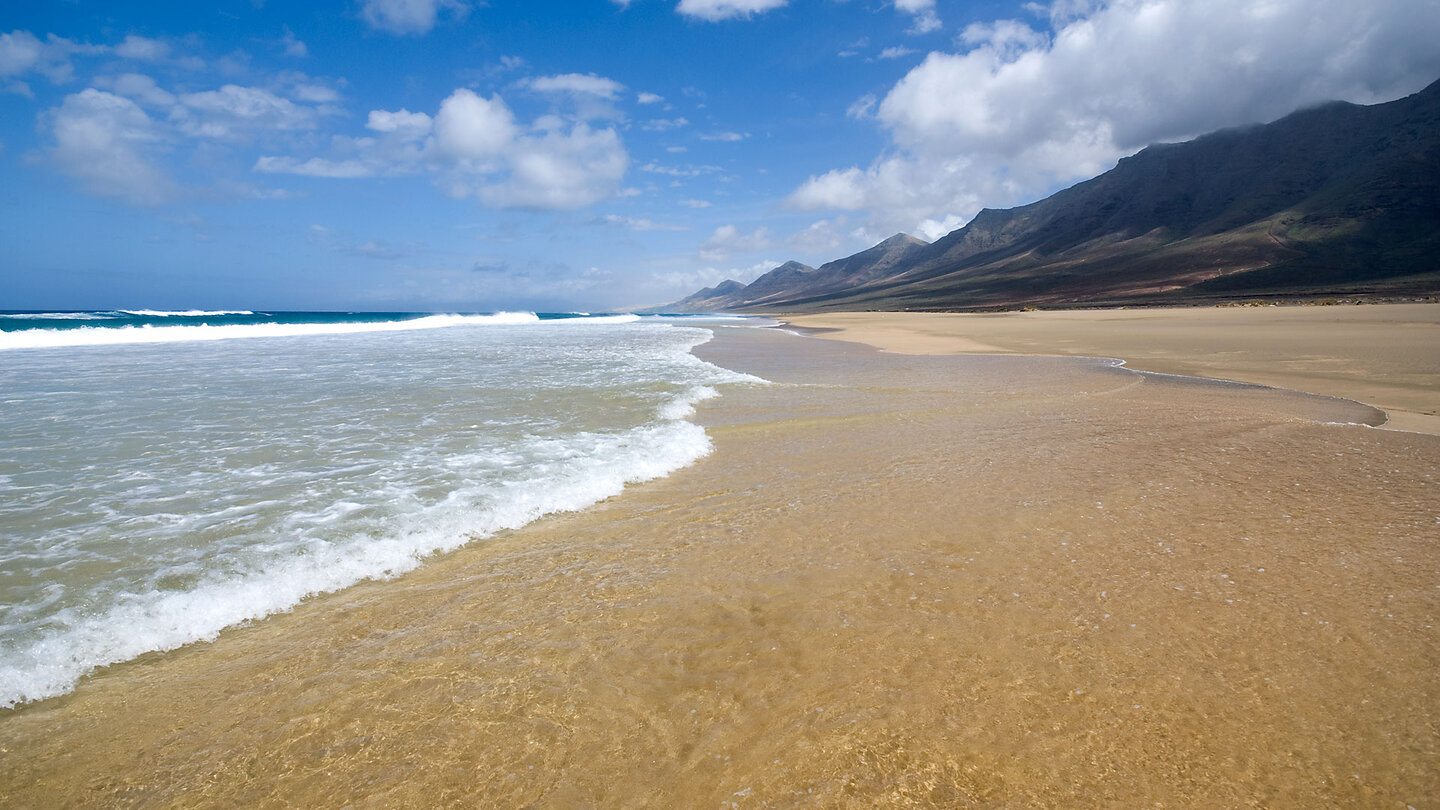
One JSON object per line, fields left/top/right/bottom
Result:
{"left": 1, "top": 325, "right": 1437, "bottom": 807}
{"left": 786, "top": 303, "right": 1440, "bottom": 434}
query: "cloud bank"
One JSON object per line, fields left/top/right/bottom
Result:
{"left": 790, "top": 0, "right": 1440, "bottom": 240}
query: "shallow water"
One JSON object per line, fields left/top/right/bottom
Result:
{"left": 1, "top": 326, "right": 1435, "bottom": 807}
{"left": 0, "top": 315, "right": 759, "bottom": 707}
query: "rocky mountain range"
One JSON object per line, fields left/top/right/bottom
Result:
{"left": 669, "top": 78, "right": 1440, "bottom": 312}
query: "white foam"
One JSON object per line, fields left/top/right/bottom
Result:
{"left": 1, "top": 312, "right": 117, "bottom": 320}
{"left": 553, "top": 313, "right": 642, "bottom": 325}
{"left": 119, "top": 309, "right": 256, "bottom": 317}
{"left": 0, "top": 320, "right": 769, "bottom": 708}
{"left": 0, "top": 416, "right": 714, "bottom": 708}
{"left": 0, "top": 312, "right": 541, "bottom": 351}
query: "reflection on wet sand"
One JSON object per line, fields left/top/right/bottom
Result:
{"left": 1, "top": 326, "right": 1436, "bottom": 807}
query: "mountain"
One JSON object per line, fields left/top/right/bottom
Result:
{"left": 670, "top": 78, "right": 1440, "bottom": 312}
{"left": 666, "top": 236, "right": 932, "bottom": 312}
{"left": 667, "top": 279, "right": 750, "bottom": 312}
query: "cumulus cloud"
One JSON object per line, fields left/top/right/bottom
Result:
{"left": 44, "top": 88, "right": 177, "bottom": 204}
{"left": 430, "top": 88, "right": 516, "bottom": 163}
{"left": 637, "top": 92, "right": 664, "bottom": 105}
{"left": 367, "top": 108, "right": 432, "bottom": 137}
{"left": 258, "top": 87, "right": 630, "bottom": 210}
{"left": 474, "top": 123, "right": 628, "bottom": 209}
{"left": 360, "top": 0, "right": 468, "bottom": 35}
{"left": 791, "top": 0, "right": 1440, "bottom": 238}
{"left": 677, "top": 0, "right": 788, "bottom": 22}
{"left": 40, "top": 70, "right": 346, "bottom": 203}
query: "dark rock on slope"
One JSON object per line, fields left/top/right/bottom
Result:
{"left": 670, "top": 78, "right": 1440, "bottom": 312}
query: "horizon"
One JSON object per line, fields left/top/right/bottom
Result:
{"left": 3, "top": 0, "right": 1438, "bottom": 312}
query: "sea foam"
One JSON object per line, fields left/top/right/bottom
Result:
{"left": 0, "top": 312, "right": 541, "bottom": 351}
{"left": 0, "top": 317, "right": 763, "bottom": 708}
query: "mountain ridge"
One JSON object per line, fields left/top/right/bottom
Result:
{"left": 666, "top": 79, "right": 1440, "bottom": 313}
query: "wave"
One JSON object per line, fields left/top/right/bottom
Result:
{"left": 0, "top": 312, "right": 545, "bottom": 351}
{"left": 1, "top": 312, "right": 118, "bottom": 320}
{"left": 0, "top": 363, "right": 742, "bottom": 708}
{"left": 118, "top": 309, "right": 256, "bottom": 317}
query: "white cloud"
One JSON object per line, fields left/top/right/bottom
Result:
{"left": 96, "top": 73, "right": 176, "bottom": 108}
{"left": 0, "top": 30, "right": 44, "bottom": 76}
{"left": 254, "top": 156, "right": 377, "bottom": 178}
{"left": 895, "top": 0, "right": 941, "bottom": 33}
{"left": 846, "top": 94, "right": 877, "bottom": 119}
{"left": 430, "top": 88, "right": 516, "bottom": 163}
{"left": 281, "top": 28, "right": 308, "bottom": 58}
{"left": 792, "top": 0, "right": 1440, "bottom": 238}
{"left": 476, "top": 124, "right": 628, "bottom": 209}
{"left": 360, "top": 0, "right": 468, "bottom": 35}
{"left": 677, "top": 0, "right": 788, "bottom": 22}
{"left": 0, "top": 30, "right": 94, "bottom": 84}
{"left": 642, "top": 117, "right": 689, "bottom": 131}
{"left": 260, "top": 88, "right": 630, "bottom": 210}
{"left": 639, "top": 161, "right": 721, "bottom": 177}
{"left": 699, "top": 131, "right": 747, "bottom": 141}
{"left": 367, "top": 108, "right": 432, "bottom": 138}
{"left": 45, "top": 89, "right": 176, "bottom": 204}
{"left": 41, "top": 71, "right": 347, "bottom": 203}
{"left": 787, "top": 217, "right": 854, "bottom": 255}
{"left": 173, "top": 84, "right": 323, "bottom": 140}
{"left": 698, "top": 224, "right": 772, "bottom": 261}
{"left": 528, "top": 73, "right": 626, "bottom": 99}
{"left": 679, "top": 198, "right": 711, "bottom": 208}
{"left": 654, "top": 258, "right": 778, "bottom": 294}
{"left": 114, "top": 35, "right": 169, "bottom": 62}
{"left": 290, "top": 83, "right": 341, "bottom": 104}
{"left": 878, "top": 46, "right": 917, "bottom": 59}
{"left": 637, "top": 92, "right": 664, "bottom": 104}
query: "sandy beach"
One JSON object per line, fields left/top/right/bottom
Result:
{"left": 785, "top": 303, "right": 1440, "bottom": 435}
{"left": 1, "top": 315, "right": 1437, "bottom": 807}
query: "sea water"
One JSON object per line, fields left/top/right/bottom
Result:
{"left": 0, "top": 311, "right": 762, "bottom": 708}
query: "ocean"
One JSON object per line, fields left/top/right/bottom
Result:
{"left": 0, "top": 310, "right": 764, "bottom": 708}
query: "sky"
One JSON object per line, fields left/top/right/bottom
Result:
{"left": 2, "top": 0, "right": 1438, "bottom": 312}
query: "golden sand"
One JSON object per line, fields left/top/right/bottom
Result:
{"left": 786, "top": 303, "right": 1440, "bottom": 434}
{"left": 1, "top": 323, "right": 1436, "bottom": 807}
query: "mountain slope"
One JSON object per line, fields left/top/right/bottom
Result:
{"left": 675, "top": 78, "right": 1440, "bottom": 312}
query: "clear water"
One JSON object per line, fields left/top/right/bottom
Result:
{"left": 0, "top": 312, "right": 763, "bottom": 707}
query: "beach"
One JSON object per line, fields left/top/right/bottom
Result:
{"left": 785, "top": 303, "right": 1440, "bottom": 435}
{"left": 2, "top": 309, "right": 1437, "bottom": 807}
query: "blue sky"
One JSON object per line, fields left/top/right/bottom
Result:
{"left": 3, "top": 0, "right": 1438, "bottom": 312}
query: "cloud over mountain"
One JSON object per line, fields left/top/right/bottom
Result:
{"left": 791, "top": 0, "right": 1440, "bottom": 239}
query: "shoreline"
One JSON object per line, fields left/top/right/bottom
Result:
{"left": 1, "top": 324, "right": 1436, "bottom": 806}
{"left": 780, "top": 302, "right": 1440, "bottom": 435}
